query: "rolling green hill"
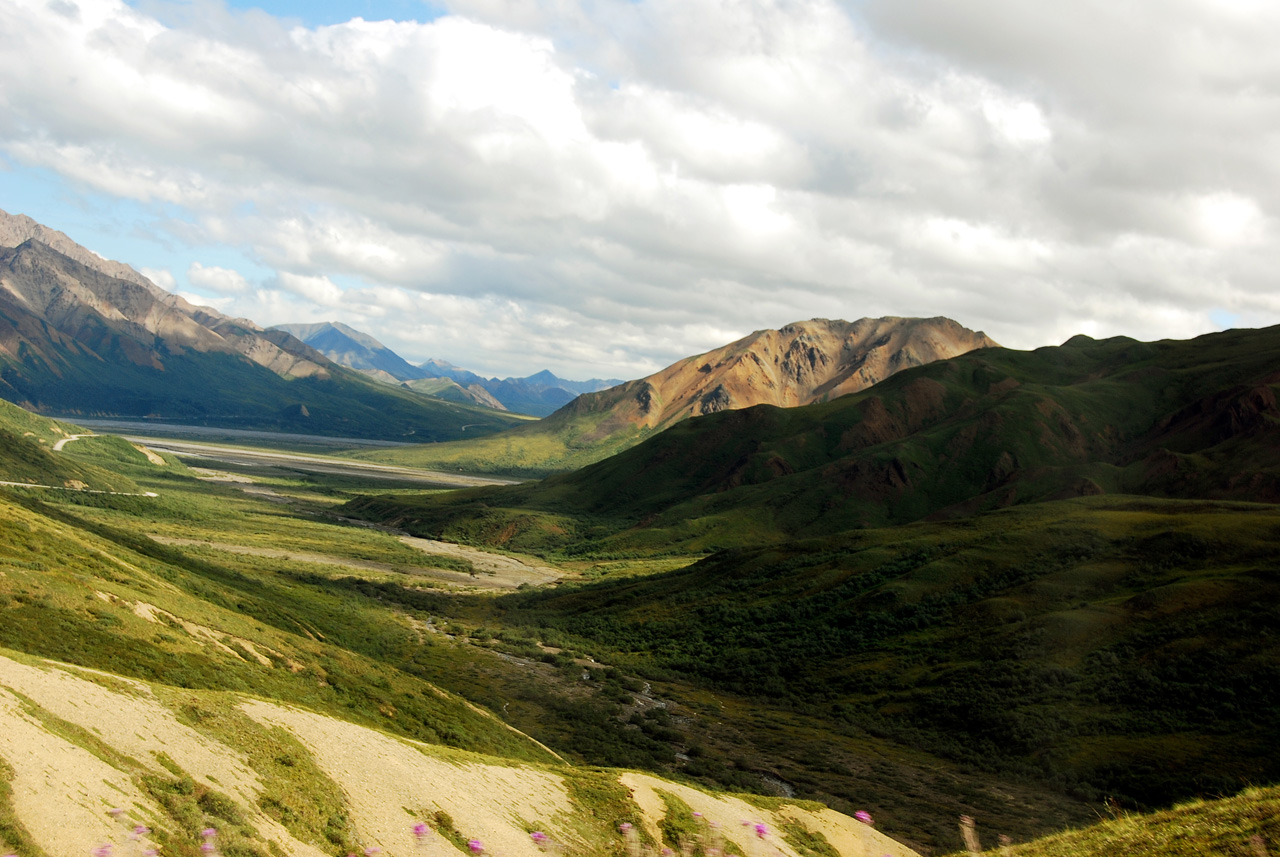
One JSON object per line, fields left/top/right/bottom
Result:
{"left": 489, "top": 496, "right": 1280, "bottom": 811}
{"left": 0, "top": 398, "right": 139, "bottom": 493}
{"left": 346, "top": 326, "right": 1280, "bottom": 554}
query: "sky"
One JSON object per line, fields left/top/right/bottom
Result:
{"left": 1, "top": 0, "right": 1277, "bottom": 381}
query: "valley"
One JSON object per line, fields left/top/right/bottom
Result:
{"left": 1, "top": 220, "right": 1278, "bottom": 854}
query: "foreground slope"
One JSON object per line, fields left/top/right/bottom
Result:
{"left": 996, "top": 784, "right": 1279, "bottom": 857}
{"left": 359, "top": 316, "right": 996, "bottom": 475}
{"left": 350, "top": 325, "right": 1280, "bottom": 552}
{"left": 0, "top": 211, "right": 523, "bottom": 441}
{"left": 0, "top": 651, "right": 910, "bottom": 857}
{"left": 0, "top": 408, "right": 910, "bottom": 856}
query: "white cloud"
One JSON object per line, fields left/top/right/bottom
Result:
{"left": 0, "top": 0, "right": 1277, "bottom": 378}
{"left": 275, "top": 271, "right": 344, "bottom": 306}
{"left": 188, "top": 261, "right": 249, "bottom": 294}
{"left": 139, "top": 266, "right": 176, "bottom": 290}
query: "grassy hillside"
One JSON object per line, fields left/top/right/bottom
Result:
{"left": 478, "top": 497, "right": 1280, "bottom": 812}
{"left": 991, "top": 784, "right": 1279, "bottom": 857}
{"left": 0, "top": 343, "right": 525, "bottom": 442}
{"left": 0, "top": 398, "right": 139, "bottom": 493}
{"left": 0, "top": 452, "right": 557, "bottom": 765}
{"left": 345, "top": 326, "right": 1280, "bottom": 554}
{"left": 353, "top": 399, "right": 658, "bottom": 477}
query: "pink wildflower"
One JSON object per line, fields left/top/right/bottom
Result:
{"left": 93, "top": 846, "right": 113, "bottom": 857}
{"left": 467, "top": 839, "right": 484, "bottom": 853}
{"left": 202, "top": 828, "right": 218, "bottom": 839}
{"left": 855, "top": 811, "right": 873, "bottom": 825}
{"left": 754, "top": 822, "right": 769, "bottom": 839}
{"left": 530, "top": 832, "right": 549, "bottom": 844}
{"left": 413, "top": 823, "right": 430, "bottom": 837}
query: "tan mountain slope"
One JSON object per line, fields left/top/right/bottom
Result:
{"left": 0, "top": 212, "right": 331, "bottom": 379}
{"left": 568, "top": 317, "right": 997, "bottom": 440}
{"left": 0, "top": 651, "right": 917, "bottom": 857}
{"left": 0, "top": 207, "right": 163, "bottom": 294}
{"left": 357, "top": 316, "right": 997, "bottom": 475}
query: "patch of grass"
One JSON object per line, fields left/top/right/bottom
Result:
{"left": 0, "top": 755, "right": 46, "bottom": 857}
{"left": 777, "top": 819, "right": 840, "bottom": 857}
{"left": 563, "top": 769, "right": 654, "bottom": 853}
{"left": 166, "top": 692, "right": 358, "bottom": 855}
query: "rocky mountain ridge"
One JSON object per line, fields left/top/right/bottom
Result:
{"left": 0, "top": 210, "right": 523, "bottom": 440}
{"left": 562, "top": 317, "right": 998, "bottom": 438}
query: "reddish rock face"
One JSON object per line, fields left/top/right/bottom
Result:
{"left": 559, "top": 316, "right": 997, "bottom": 442}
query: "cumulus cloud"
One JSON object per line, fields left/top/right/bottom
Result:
{"left": 188, "top": 261, "right": 250, "bottom": 293}
{"left": 139, "top": 266, "right": 176, "bottom": 290}
{"left": 0, "top": 0, "right": 1276, "bottom": 376}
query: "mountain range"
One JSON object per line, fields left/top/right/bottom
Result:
{"left": 345, "top": 323, "right": 1280, "bottom": 843}
{"left": 355, "top": 324, "right": 1280, "bottom": 551}
{"left": 356, "top": 316, "right": 998, "bottom": 475}
{"left": 274, "top": 321, "right": 622, "bottom": 416}
{"left": 0, "top": 210, "right": 524, "bottom": 441}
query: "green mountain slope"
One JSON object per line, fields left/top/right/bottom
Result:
{"left": 493, "top": 496, "right": 1280, "bottom": 812}
{"left": 0, "top": 398, "right": 138, "bottom": 493}
{"left": 0, "top": 487, "right": 556, "bottom": 767}
{"left": 347, "top": 326, "right": 1280, "bottom": 553}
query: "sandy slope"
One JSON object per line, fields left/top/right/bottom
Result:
{"left": 621, "top": 773, "right": 917, "bottom": 857}
{"left": 0, "top": 652, "right": 919, "bottom": 857}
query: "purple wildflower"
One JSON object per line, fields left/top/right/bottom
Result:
{"left": 413, "top": 823, "right": 430, "bottom": 837}
{"left": 467, "top": 839, "right": 484, "bottom": 853}
{"left": 92, "top": 846, "right": 113, "bottom": 857}
{"left": 855, "top": 811, "right": 873, "bottom": 825}
{"left": 202, "top": 828, "right": 218, "bottom": 839}
{"left": 530, "top": 831, "right": 549, "bottom": 844}
{"left": 754, "top": 822, "right": 769, "bottom": 839}
{"left": 201, "top": 845, "right": 216, "bottom": 854}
